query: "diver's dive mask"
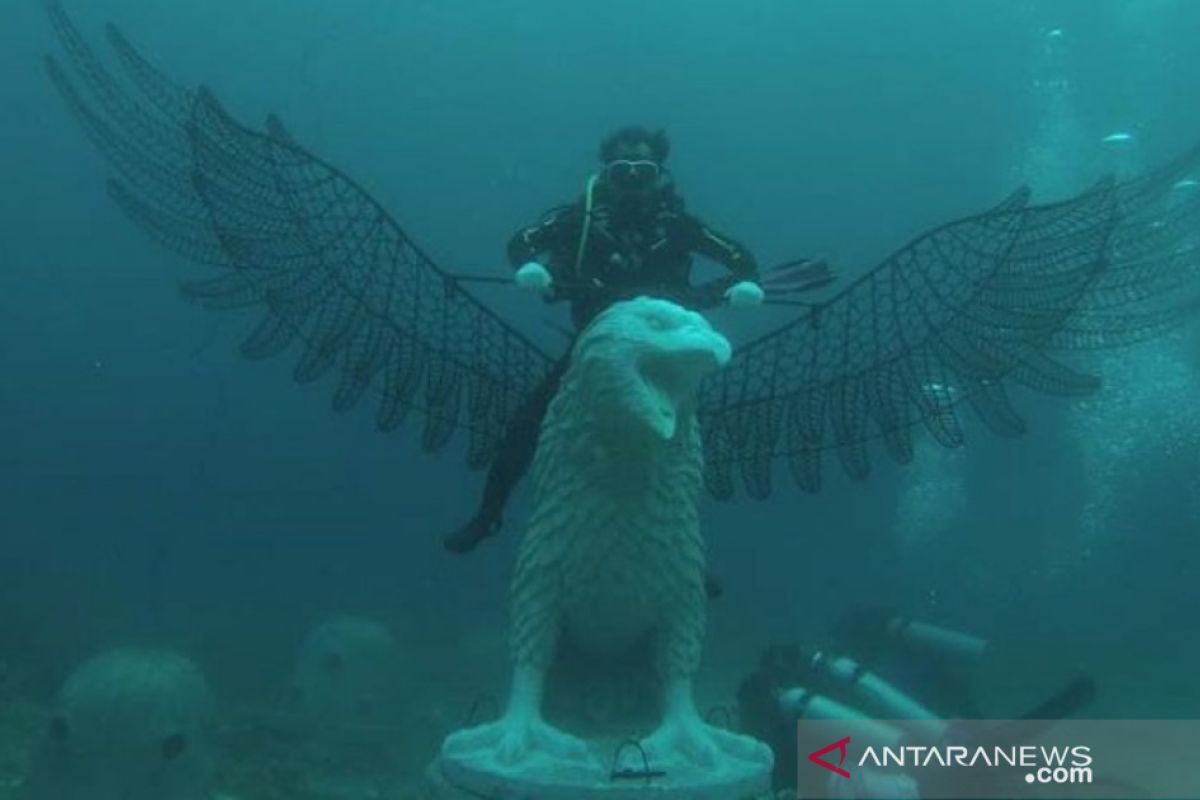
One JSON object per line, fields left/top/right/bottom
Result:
{"left": 604, "top": 158, "right": 661, "bottom": 192}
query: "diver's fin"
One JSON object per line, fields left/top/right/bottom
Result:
{"left": 762, "top": 258, "right": 836, "bottom": 295}
{"left": 983, "top": 676, "right": 1097, "bottom": 749}
{"left": 1019, "top": 676, "right": 1097, "bottom": 721}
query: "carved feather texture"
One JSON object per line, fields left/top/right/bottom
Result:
{"left": 510, "top": 302, "right": 710, "bottom": 681}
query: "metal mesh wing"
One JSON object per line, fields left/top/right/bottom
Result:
{"left": 44, "top": 2, "right": 555, "bottom": 469}
{"left": 1049, "top": 143, "right": 1200, "bottom": 349}
{"left": 699, "top": 143, "right": 1200, "bottom": 499}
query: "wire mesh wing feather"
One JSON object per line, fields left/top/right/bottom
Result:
{"left": 43, "top": 1, "right": 555, "bottom": 469}
{"left": 44, "top": 1, "right": 1200, "bottom": 498}
{"left": 699, "top": 145, "right": 1200, "bottom": 499}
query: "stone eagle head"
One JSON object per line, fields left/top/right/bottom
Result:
{"left": 567, "top": 297, "right": 732, "bottom": 441}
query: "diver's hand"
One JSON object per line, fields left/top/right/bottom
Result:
{"left": 724, "top": 280, "right": 765, "bottom": 308}
{"left": 515, "top": 262, "right": 553, "bottom": 295}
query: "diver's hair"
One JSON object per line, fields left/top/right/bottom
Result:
{"left": 598, "top": 126, "right": 670, "bottom": 164}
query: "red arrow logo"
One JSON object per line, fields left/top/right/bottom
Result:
{"left": 809, "top": 736, "right": 851, "bottom": 779}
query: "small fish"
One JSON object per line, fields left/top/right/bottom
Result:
{"left": 1173, "top": 178, "right": 1199, "bottom": 190}
{"left": 1102, "top": 132, "right": 1134, "bottom": 144}
{"left": 1046, "top": 28, "right": 1065, "bottom": 38}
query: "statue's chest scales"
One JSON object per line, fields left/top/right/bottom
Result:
{"left": 517, "top": 397, "right": 708, "bottom": 656}
{"left": 551, "top": 494, "right": 703, "bottom": 653}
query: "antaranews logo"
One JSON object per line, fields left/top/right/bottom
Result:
{"left": 800, "top": 724, "right": 1099, "bottom": 799}
{"left": 808, "top": 736, "right": 852, "bottom": 779}
{"left": 806, "top": 736, "right": 1094, "bottom": 782}
{"left": 801, "top": 719, "right": 1200, "bottom": 800}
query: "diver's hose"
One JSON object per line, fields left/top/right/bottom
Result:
{"left": 573, "top": 174, "right": 599, "bottom": 278}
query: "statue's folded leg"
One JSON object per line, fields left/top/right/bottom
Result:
{"left": 443, "top": 603, "right": 592, "bottom": 770}
{"left": 640, "top": 677, "right": 772, "bottom": 770}
{"left": 443, "top": 664, "right": 591, "bottom": 766}
{"left": 641, "top": 614, "right": 774, "bottom": 771}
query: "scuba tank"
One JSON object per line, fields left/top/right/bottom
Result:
{"left": 776, "top": 686, "right": 906, "bottom": 747}
{"left": 808, "top": 652, "right": 947, "bottom": 742}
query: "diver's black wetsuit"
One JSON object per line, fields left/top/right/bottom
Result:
{"left": 443, "top": 174, "right": 757, "bottom": 556}
{"left": 507, "top": 177, "right": 759, "bottom": 328}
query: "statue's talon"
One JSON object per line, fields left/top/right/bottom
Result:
{"left": 710, "top": 725, "right": 775, "bottom": 764}
{"left": 640, "top": 718, "right": 721, "bottom": 767}
{"left": 443, "top": 715, "right": 591, "bottom": 767}
{"left": 525, "top": 718, "right": 591, "bottom": 761}
{"left": 442, "top": 720, "right": 504, "bottom": 755}
{"left": 641, "top": 718, "right": 773, "bottom": 769}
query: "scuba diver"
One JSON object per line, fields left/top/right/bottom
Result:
{"left": 444, "top": 126, "right": 831, "bottom": 555}
{"left": 737, "top": 607, "right": 1097, "bottom": 797}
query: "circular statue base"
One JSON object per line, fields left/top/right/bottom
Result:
{"left": 427, "top": 734, "right": 772, "bottom": 800}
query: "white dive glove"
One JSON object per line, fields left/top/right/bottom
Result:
{"left": 514, "top": 261, "right": 553, "bottom": 295}
{"left": 724, "top": 280, "right": 765, "bottom": 308}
